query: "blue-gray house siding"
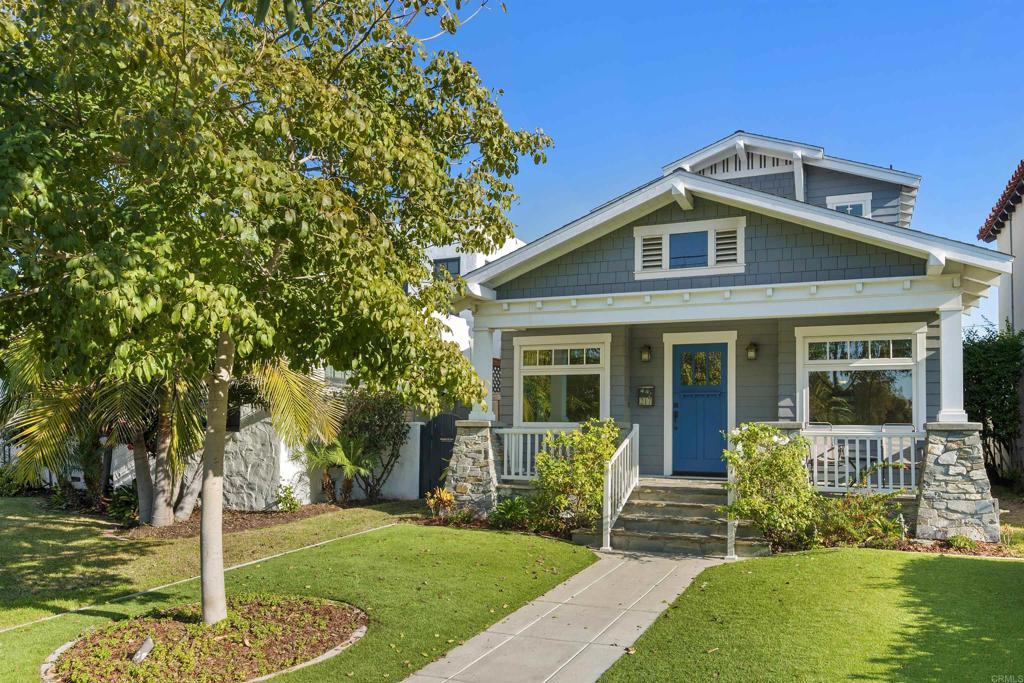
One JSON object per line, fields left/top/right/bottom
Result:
{"left": 804, "top": 165, "right": 903, "bottom": 225}
{"left": 496, "top": 196, "right": 925, "bottom": 300}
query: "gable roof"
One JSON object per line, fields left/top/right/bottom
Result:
{"left": 978, "top": 159, "right": 1024, "bottom": 242}
{"left": 464, "top": 169, "right": 1010, "bottom": 297}
{"left": 659, "top": 131, "right": 922, "bottom": 188}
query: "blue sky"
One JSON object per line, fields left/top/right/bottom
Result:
{"left": 435, "top": 1, "right": 1024, "bottom": 327}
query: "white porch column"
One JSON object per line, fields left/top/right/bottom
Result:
{"left": 469, "top": 326, "right": 496, "bottom": 421}
{"left": 936, "top": 305, "right": 969, "bottom": 423}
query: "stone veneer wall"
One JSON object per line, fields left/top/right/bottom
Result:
{"left": 445, "top": 420, "right": 498, "bottom": 517}
{"left": 915, "top": 423, "right": 1000, "bottom": 542}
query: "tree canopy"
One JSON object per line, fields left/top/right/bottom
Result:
{"left": 0, "top": 0, "right": 549, "bottom": 413}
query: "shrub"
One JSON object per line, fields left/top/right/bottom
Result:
{"left": 0, "top": 463, "right": 22, "bottom": 497}
{"left": 963, "top": 324, "right": 1024, "bottom": 475}
{"left": 425, "top": 486, "right": 455, "bottom": 519}
{"left": 721, "top": 423, "right": 818, "bottom": 550}
{"left": 947, "top": 534, "right": 980, "bottom": 551}
{"left": 532, "top": 418, "right": 620, "bottom": 535}
{"left": 107, "top": 484, "right": 139, "bottom": 526}
{"left": 490, "top": 496, "right": 532, "bottom": 530}
{"left": 342, "top": 388, "right": 409, "bottom": 502}
{"left": 448, "top": 508, "right": 477, "bottom": 526}
{"left": 275, "top": 484, "right": 301, "bottom": 513}
{"left": 814, "top": 492, "right": 905, "bottom": 548}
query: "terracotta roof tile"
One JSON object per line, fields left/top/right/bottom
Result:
{"left": 979, "top": 159, "right": 1024, "bottom": 242}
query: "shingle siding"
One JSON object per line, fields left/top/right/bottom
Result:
{"left": 497, "top": 196, "right": 925, "bottom": 300}
{"left": 722, "top": 172, "right": 796, "bottom": 199}
{"left": 804, "top": 165, "right": 902, "bottom": 225}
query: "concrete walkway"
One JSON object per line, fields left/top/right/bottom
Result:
{"left": 406, "top": 551, "right": 723, "bottom": 683}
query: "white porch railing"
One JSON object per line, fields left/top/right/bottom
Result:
{"left": 601, "top": 424, "right": 640, "bottom": 550}
{"left": 494, "top": 427, "right": 567, "bottom": 480}
{"left": 802, "top": 428, "right": 925, "bottom": 493}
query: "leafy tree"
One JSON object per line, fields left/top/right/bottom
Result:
{"left": 964, "top": 323, "right": 1024, "bottom": 475}
{"left": 0, "top": 0, "right": 547, "bottom": 624}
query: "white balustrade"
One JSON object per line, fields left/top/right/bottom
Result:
{"left": 601, "top": 424, "right": 640, "bottom": 550}
{"left": 802, "top": 428, "right": 925, "bottom": 493}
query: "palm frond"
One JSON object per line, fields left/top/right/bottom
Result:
{"left": 248, "top": 359, "right": 343, "bottom": 448}
{"left": 7, "top": 383, "right": 89, "bottom": 484}
{"left": 167, "top": 372, "right": 206, "bottom": 470}
{"left": 89, "top": 378, "right": 158, "bottom": 448}
{"left": 0, "top": 331, "right": 46, "bottom": 396}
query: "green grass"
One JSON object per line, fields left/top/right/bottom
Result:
{"left": 602, "top": 547, "right": 1024, "bottom": 682}
{"left": 0, "top": 496, "right": 424, "bottom": 629}
{"left": 0, "top": 499, "right": 595, "bottom": 682}
{"left": 994, "top": 484, "right": 1024, "bottom": 555}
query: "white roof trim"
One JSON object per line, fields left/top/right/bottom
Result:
{"left": 805, "top": 155, "right": 921, "bottom": 188}
{"left": 464, "top": 171, "right": 1011, "bottom": 291}
{"left": 661, "top": 132, "right": 824, "bottom": 175}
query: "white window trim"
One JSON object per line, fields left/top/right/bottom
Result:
{"left": 826, "top": 192, "right": 873, "bottom": 219}
{"left": 512, "top": 333, "right": 611, "bottom": 428}
{"left": 633, "top": 217, "right": 746, "bottom": 280}
{"left": 661, "top": 331, "right": 737, "bottom": 476}
{"left": 794, "top": 323, "right": 928, "bottom": 431}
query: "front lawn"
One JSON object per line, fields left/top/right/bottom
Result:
{"left": 0, "top": 496, "right": 422, "bottom": 629}
{"left": 602, "top": 547, "right": 1024, "bottom": 682}
{"left": 0, "top": 521, "right": 594, "bottom": 682}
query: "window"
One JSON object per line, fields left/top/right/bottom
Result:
{"left": 633, "top": 217, "right": 746, "bottom": 280}
{"left": 514, "top": 334, "right": 610, "bottom": 425}
{"left": 797, "top": 325, "right": 926, "bottom": 429}
{"left": 826, "top": 192, "right": 872, "bottom": 219}
{"left": 433, "top": 257, "right": 461, "bottom": 278}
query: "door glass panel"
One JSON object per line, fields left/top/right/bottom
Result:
{"left": 709, "top": 352, "right": 722, "bottom": 385}
{"left": 680, "top": 352, "right": 693, "bottom": 385}
{"left": 694, "top": 352, "right": 707, "bottom": 385}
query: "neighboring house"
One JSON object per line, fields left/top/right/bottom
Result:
{"left": 978, "top": 160, "right": 1024, "bottom": 328}
{"left": 978, "top": 159, "right": 1024, "bottom": 472}
{"left": 447, "top": 131, "right": 1010, "bottom": 548}
{"left": 426, "top": 238, "right": 524, "bottom": 417}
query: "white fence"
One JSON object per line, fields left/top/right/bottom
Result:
{"left": 803, "top": 428, "right": 925, "bottom": 493}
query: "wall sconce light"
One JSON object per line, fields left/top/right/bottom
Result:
{"left": 746, "top": 342, "right": 758, "bottom": 361}
{"left": 640, "top": 345, "right": 652, "bottom": 362}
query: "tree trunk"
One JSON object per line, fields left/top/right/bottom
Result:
{"left": 322, "top": 469, "right": 336, "bottom": 503}
{"left": 173, "top": 451, "right": 203, "bottom": 521}
{"left": 150, "top": 396, "right": 176, "bottom": 527}
{"left": 201, "top": 331, "right": 234, "bottom": 626}
{"left": 132, "top": 430, "right": 155, "bottom": 526}
{"left": 100, "top": 447, "right": 113, "bottom": 497}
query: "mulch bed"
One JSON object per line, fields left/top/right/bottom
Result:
{"left": 894, "top": 539, "right": 1018, "bottom": 558}
{"left": 48, "top": 595, "right": 367, "bottom": 683}
{"left": 120, "top": 504, "right": 345, "bottom": 540}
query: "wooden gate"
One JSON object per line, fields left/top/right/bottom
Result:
{"left": 419, "top": 411, "right": 459, "bottom": 496}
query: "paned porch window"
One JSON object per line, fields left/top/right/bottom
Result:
{"left": 802, "top": 333, "right": 920, "bottom": 428}
{"left": 514, "top": 335, "right": 610, "bottom": 426}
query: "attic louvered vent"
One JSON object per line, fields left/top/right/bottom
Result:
{"left": 714, "top": 229, "right": 739, "bottom": 264}
{"left": 641, "top": 235, "right": 663, "bottom": 270}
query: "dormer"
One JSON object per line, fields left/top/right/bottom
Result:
{"left": 661, "top": 131, "right": 921, "bottom": 228}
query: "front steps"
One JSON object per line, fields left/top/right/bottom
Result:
{"left": 572, "top": 477, "right": 770, "bottom": 558}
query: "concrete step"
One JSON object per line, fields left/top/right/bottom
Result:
{"left": 620, "top": 499, "right": 725, "bottom": 519}
{"left": 572, "top": 528, "right": 770, "bottom": 558}
{"left": 631, "top": 482, "right": 728, "bottom": 505}
{"left": 615, "top": 513, "right": 762, "bottom": 539}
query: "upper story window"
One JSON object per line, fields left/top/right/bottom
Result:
{"left": 826, "top": 192, "right": 872, "bottom": 219}
{"left": 433, "top": 257, "right": 461, "bottom": 278}
{"left": 633, "top": 217, "right": 745, "bottom": 281}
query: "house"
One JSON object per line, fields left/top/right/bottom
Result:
{"left": 978, "top": 160, "right": 1024, "bottom": 328}
{"left": 446, "top": 131, "right": 1010, "bottom": 549}
{"left": 977, "top": 159, "right": 1024, "bottom": 472}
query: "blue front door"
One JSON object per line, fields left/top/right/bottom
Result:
{"left": 672, "top": 343, "right": 728, "bottom": 475}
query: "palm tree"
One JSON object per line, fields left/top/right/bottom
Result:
{"left": 299, "top": 432, "right": 372, "bottom": 504}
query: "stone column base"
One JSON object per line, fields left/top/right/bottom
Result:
{"left": 445, "top": 420, "right": 499, "bottom": 518}
{"left": 916, "top": 422, "right": 1000, "bottom": 542}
